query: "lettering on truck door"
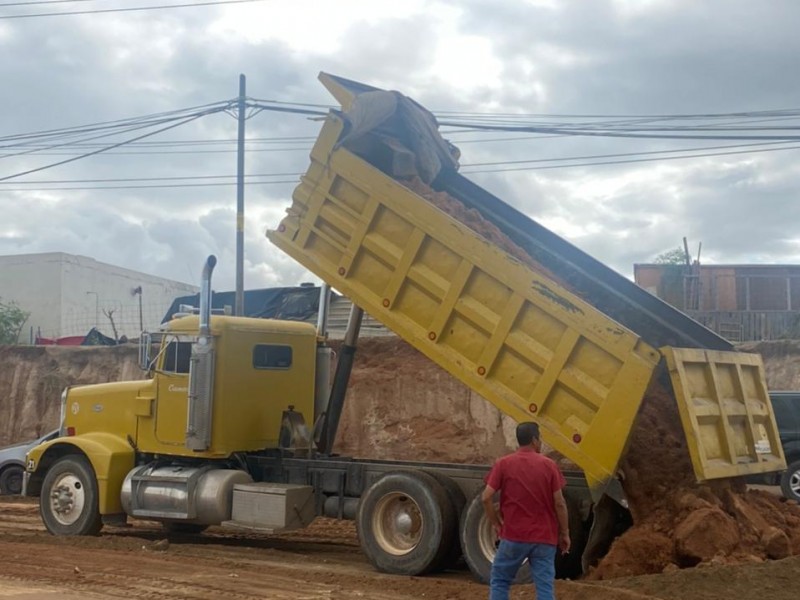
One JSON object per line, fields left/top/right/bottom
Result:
{"left": 155, "top": 337, "right": 193, "bottom": 445}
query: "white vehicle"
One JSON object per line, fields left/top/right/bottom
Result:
{"left": 0, "top": 431, "right": 59, "bottom": 495}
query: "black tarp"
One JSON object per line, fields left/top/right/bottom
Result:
{"left": 81, "top": 327, "right": 118, "bottom": 346}
{"left": 161, "top": 286, "right": 328, "bottom": 324}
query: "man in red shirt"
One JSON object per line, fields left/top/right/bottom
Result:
{"left": 481, "top": 422, "right": 570, "bottom": 600}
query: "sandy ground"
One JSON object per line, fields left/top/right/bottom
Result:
{"left": 1, "top": 497, "right": 799, "bottom": 600}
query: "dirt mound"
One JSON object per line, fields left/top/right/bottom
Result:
{"left": 335, "top": 337, "right": 516, "bottom": 463}
{"left": 590, "top": 377, "right": 800, "bottom": 579}
{"left": 739, "top": 339, "right": 800, "bottom": 389}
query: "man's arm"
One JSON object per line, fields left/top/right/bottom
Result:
{"left": 481, "top": 484, "right": 502, "bottom": 535}
{"left": 553, "top": 488, "right": 570, "bottom": 554}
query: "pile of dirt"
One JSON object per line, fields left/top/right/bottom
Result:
{"left": 593, "top": 378, "right": 800, "bottom": 578}
{"left": 334, "top": 337, "right": 517, "bottom": 463}
{"left": 403, "top": 176, "right": 564, "bottom": 284}
{"left": 739, "top": 339, "right": 800, "bottom": 389}
{"left": 398, "top": 176, "right": 800, "bottom": 577}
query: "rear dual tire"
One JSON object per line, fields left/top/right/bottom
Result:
{"left": 459, "top": 491, "right": 531, "bottom": 585}
{"left": 356, "top": 470, "right": 458, "bottom": 576}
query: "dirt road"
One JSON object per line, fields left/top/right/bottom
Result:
{"left": 1, "top": 497, "right": 798, "bottom": 600}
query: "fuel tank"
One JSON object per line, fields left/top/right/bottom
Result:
{"left": 120, "top": 464, "right": 253, "bottom": 524}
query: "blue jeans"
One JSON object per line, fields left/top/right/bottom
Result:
{"left": 489, "top": 540, "right": 556, "bottom": 600}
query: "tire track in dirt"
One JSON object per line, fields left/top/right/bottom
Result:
{"left": 0, "top": 540, "right": 345, "bottom": 599}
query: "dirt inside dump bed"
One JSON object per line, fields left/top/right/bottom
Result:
{"left": 398, "top": 176, "right": 800, "bottom": 577}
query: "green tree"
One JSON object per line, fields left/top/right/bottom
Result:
{"left": 653, "top": 247, "right": 687, "bottom": 265}
{"left": 0, "top": 298, "right": 30, "bottom": 344}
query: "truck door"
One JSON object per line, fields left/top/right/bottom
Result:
{"left": 155, "top": 337, "right": 193, "bottom": 445}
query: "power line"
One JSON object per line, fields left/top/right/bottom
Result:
{"left": 247, "top": 102, "right": 327, "bottom": 117}
{"left": 0, "top": 109, "right": 233, "bottom": 160}
{"left": 0, "top": 100, "right": 231, "bottom": 146}
{"left": 0, "top": 105, "right": 228, "bottom": 181}
{"left": 0, "top": 0, "right": 97, "bottom": 6}
{"left": 0, "top": 0, "right": 267, "bottom": 19}
{"left": 462, "top": 142, "right": 800, "bottom": 174}
{"left": 0, "top": 172, "right": 302, "bottom": 184}
{"left": 433, "top": 107, "right": 800, "bottom": 120}
{"left": 1, "top": 146, "right": 311, "bottom": 156}
{"left": 438, "top": 120, "right": 800, "bottom": 142}
{"left": 0, "top": 180, "right": 298, "bottom": 191}
{"left": 460, "top": 140, "right": 795, "bottom": 168}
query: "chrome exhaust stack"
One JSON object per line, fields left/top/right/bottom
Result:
{"left": 199, "top": 255, "right": 217, "bottom": 337}
{"left": 187, "top": 255, "right": 217, "bottom": 451}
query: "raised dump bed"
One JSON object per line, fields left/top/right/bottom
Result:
{"left": 268, "top": 75, "right": 786, "bottom": 501}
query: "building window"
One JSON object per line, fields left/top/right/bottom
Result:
{"left": 744, "top": 277, "right": 788, "bottom": 311}
{"left": 253, "top": 344, "right": 292, "bottom": 369}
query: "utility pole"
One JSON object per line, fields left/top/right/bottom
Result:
{"left": 132, "top": 286, "right": 143, "bottom": 333}
{"left": 235, "top": 74, "right": 246, "bottom": 316}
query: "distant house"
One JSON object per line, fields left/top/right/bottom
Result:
{"left": 634, "top": 263, "right": 800, "bottom": 342}
{"left": 0, "top": 252, "right": 198, "bottom": 343}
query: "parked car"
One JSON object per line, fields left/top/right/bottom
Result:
{"left": 766, "top": 391, "right": 800, "bottom": 502}
{"left": 0, "top": 430, "right": 59, "bottom": 495}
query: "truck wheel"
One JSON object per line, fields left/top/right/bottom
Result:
{"left": 424, "top": 471, "right": 466, "bottom": 570}
{"left": 357, "top": 470, "right": 456, "bottom": 575}
{"left": 780, "top": 459, "right": 800, "bottom": 502}
{"left": 0, "top": 465, "right": 24, "bottom": 495}
{"left": 40, "top": 456, "right": 102, "bottom": 536}
{"left": 460, "top": 491, "right": 531, "bottom": 584}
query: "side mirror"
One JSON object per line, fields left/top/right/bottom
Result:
{"left": 138, "top": 332, "right": 152, "bottom": 371}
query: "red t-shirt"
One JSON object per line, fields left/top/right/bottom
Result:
{"left": 485, "top": 447, "right": 566, "bottom": 545}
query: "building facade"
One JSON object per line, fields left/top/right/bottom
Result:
{"left": 634, "top": 263, "right": 800, "bottom": 342}
{"left": 0, "top": 253, "right": 198, "bottom": 343}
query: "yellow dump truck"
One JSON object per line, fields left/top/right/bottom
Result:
{"left": 24, "top": 73, "right": 786, "bottom": 583}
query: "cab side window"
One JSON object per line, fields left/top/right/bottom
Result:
{"left": 253, "top": 344, "right": 292, "bottom": 369}
{"left": 163, "top": 341, "right": 192, "bottom": 374}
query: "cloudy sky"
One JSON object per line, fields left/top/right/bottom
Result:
{"left": 2, "top": 0, "right": 800, "bottom": 291}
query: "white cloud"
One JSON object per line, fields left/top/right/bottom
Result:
{"left": 1, "top": 0, "right": 800, "bottom": 294}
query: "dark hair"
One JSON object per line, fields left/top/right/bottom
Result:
{"left": 516, "top": 422, "right": 540, "bottom": 446}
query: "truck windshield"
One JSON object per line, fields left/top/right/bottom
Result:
{"left": 162, "top": 339, "right": 192, "bottom": 374}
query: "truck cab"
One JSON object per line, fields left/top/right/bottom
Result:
{"left": 25, "top": 287, "right": 319, "bottom": 533}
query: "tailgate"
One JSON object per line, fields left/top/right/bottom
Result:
{"left": 663, "top": 347, "right": 786, "bottom": 480}
{"left": 269, "top": 114, "right": 663, "bottom": 500}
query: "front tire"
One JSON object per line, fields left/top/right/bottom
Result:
{"left": 40, "top": 455, "right": 102, "bottom": 536}
{"left": 357, "top": 470, "right": 456, "bottom": 576}
{"left": 0, "top": 465, "right": 24, "bottom": 495}
{"left": 780, "top": 459, "right": 800, "bottom": 502}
